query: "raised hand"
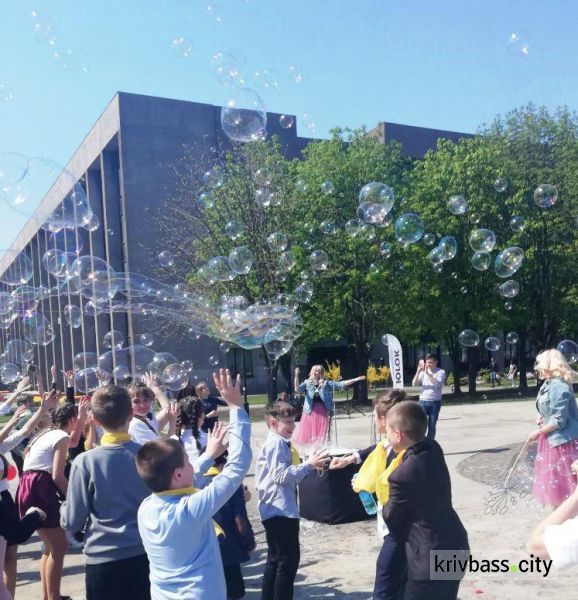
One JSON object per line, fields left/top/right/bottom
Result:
{"left": 78, "top": 396, "right": 91, "bottom": 418}
{"left": 329, "top": 455, "right": 355, "bottom": 470}
{"left": 62, "top": 370, "right": 75, "bottom": 387}
{"left": 212, "top": 369, "right": 242, "bottom": 408}
{"left": 12, "top": 404, "right": 29, "bottom": 420}
{"left": 15, "top": 376, "right": 31, "bottom": 394}
{"left": 205, "top": 421, "right": 228, "bottom": 459}
{"left": 40, "top": 389, "right": 60, "bottom": 413}
{"left": 308, "top": 448, "right": 330, "bottom": 469}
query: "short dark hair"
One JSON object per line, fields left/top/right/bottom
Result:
{"left": 373, "top": 388, "right": 411, "bottom": 418}
{"left": 127, "top": 382, "right": 155, "bottom": 402}
{"left": 265, "top": 401, "right": 295, "bottom": 420}
{"left": 51, "top": 402, "right": 78, "bottom": 429}
{"left": 386, "top": 400, "right": 427, "bottom": 442}
{"left": 136, "top": 438, "right": 186, "bottom": 493}
{"left": 425, "top": 354, "right": 438, "bottom": 362}
{"left": 91, "top": 385, "right": 132, "bottom": 431}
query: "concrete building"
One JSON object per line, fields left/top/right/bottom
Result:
{"left": 0, "top": 92, "right": 473, "bottom": 392}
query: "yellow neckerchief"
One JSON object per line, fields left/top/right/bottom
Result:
{"left": 289, "top": 444, "right": 301, "bottom": 466}
{"left": 352, "top": 442, "right": 406, "bottom": 504}
{"left": 100, "top": 432, "right": 132, "bottom": 446}
{"left": 205, "top": 467, "right": 220, "bottom": 476}
{"left": 156, "top": 487, "right": 224, "bottom": 538}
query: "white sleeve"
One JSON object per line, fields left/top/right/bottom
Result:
{"left": 544, "top": 517, "right": 578, "bottom": 570}
{"left": 0, "top": 431, "right": 25, "bottom": 454}
{"left": 0, "top": 403, "right": 13, "bottom": 417}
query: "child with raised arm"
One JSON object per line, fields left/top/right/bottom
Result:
{"left": 136, "top": 369, "right": 251, "bottom": 600}
{"left": 256, "top": 401, "right": 328, "bottom": 600}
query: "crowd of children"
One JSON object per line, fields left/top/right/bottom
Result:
{"left": 18, "top": 351, "right": 578, "bottom": 598}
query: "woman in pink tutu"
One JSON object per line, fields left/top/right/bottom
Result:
{"left": 292, "top": 365, "right": 365, "bottom": 447}
{"left": 529, "top": 349, "right": 578, "bottom": 508}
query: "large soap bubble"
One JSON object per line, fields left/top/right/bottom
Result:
{"left": 310, "top": 250, "right": 329, "bottom": 271}
{"left": 49, "top": 228, "right": 84, "bottom": 255}
{"left": 75, "top": 367, "right": 110, "bottom": 393}
{"left": 0, "top": 153, "right": 28, "bottom": 188}
{"left": 225, "top": 220, "right": 244, "bottom": 240}
{"left": 469, "top": 229, "right": 496, "bottom": 253}
{"left": 207, "top": 256, "right": 236, "bottom": 282}
{"left": 447, "top": 195, "right": 468, "bottom": 215}
{"left": 534, "top": 184, "right": 558, "bottom": 208}
{"left": 74, "top": 352, "right": 99, "bottom": 371}
{"left": 228, "top": 246, "right": 254, "bottom": 275}
{"left": 557, "top": 340, "right": 578, "bottom": 364}
{"left": 437, "top": 236, "right": 458, "bottom": 261}
{"left": 499, "top": 280, "right": 519, "bottom": 298}
{"left": 267, "top": 232, "right": 288, "bottom": 253}
{"left": 345, "top": 219, "right": 362, "bottom": 237}
{"left": 471, "top": 252, "right": 491, "bottom": 271}
{"left": 69, "top": 256, "right": 118, "bottom": 302}
{"left": 506, "top": 332, "right": 519, "bottom": 344}
{"left": 63, "top": 304, "right": 82, "bottom": 328}
{"left": 4, "top": 339, "right": 34, "bottom": 365}
{"left": 510, "top": 216, "right": 525, "bottom": 232}
{"left": 494, "top": 178, "right": 508, "bottom": 193}
{"left": 458, "top": 329, "right": 480, "bottom": 347}
{"left": 0, "top": 252, "right": 33, "bottom": 286}
{"left": 357, "top": 202, "right": 388, "bottom": 225}
{"left": 103, "top": 330, "right": 125, "bottom": 350}
{"left": 98, "top": 344, "right": 156, "bottom": 379}
{"left": 494, "top": 247, "right": 524, "bottom": 278}
{"left": 0, "top": 292, "right": 15, "bottom": 315}
{"left": 0, "top": 363, "right": 21, "bottom": 384}
{"left": 484, "top": 336, "right": 501, "bottom": 352}
{"left": 22, "top": 311, "right": 55, "bottom": 346}
{"left": 11, "top": 286, "right": 39, "bottom": 315}
{"left": 221, "top": 88, "right": 267, "bottom": 143}
{"left": 358, "top": 182, "right": 394, "bottom": 214}
{"left": 395, "top": 213, "right": 424, "bottom": 244}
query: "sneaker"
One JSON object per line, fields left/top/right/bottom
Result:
{"left": 66, "top": 531, "right": 84, "bottom": 549}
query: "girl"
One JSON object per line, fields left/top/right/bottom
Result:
{"left": 16, "top": 401, "right": 78, "bottom": 600}
{"left": 292, "top": 365, "right": 365, "bottom": 447}
{"left": 530, "top": 349, "right": 578, "bottom": 508}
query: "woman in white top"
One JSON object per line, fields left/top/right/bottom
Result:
{"left": 127, "top": 374, "right": 175, "bottom": 445}
{"left": 16, "top": 401, "right": 78, "bottom": 600}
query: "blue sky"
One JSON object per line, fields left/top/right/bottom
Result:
{"left": 0, "top": 0, "right": 577, "bottom": 249}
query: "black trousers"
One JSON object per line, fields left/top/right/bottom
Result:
{"left": 86, "top": 553, "right": 151, "bottom": 600}
{"left": 373, "top": 533, "right": 406, "bottom": 600}
{"left": 403, "top": 579, "right": 461, "bottom": 600}
{"left": 261, "top": 516, "right": 300, "bottom": 600}
{"left": 224, "top": 563, "right": 246, "bottom": 599}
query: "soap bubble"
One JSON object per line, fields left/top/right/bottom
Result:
{"left": 202, "top": 167, "right": 224, "bottom": 189}
{"left": 534, "top": 184, "right": 558, "bottom": 208}
{"left": 188, "top": 328, "right": 202, "bottom": 340}
{"left": 510, "top": 216, "right": 525, "bottom": 232}
{"left": 49, "top": 229, "right": 83, "bottom": 254}
{"left": 320, "top": 220, "right": 338, "bottom": 235}
{"left": 208, "top": 256, "right": 235, "bottom": 282}
{"left": 253, "top": 68, "right": 280, "bottom": 91}
{"left": 221, "top": 88, "right": 267, "bottom": 143}
{"left": 4, "top": 340, "right": 34, "bottom": 365}
{"left": 0, "top": 293, "right": 14, "bottom": 315}
{"left": 310, "top": 250, "right": 329, "bottom": 271}
{"left": 75, "top": 367, "right": 110, "bottom": 393}
{"left": 369, "top": 263, "right": 380, "bottom": 275}
{"left": 0, "top": 82, "right": 14, "bottom": 102}
{"left": 506, "top": 332, "right": 519, "bottom": 344}
{"left": 345, "top": 219, "right": 362, "bottom": 237}
{"left": 494, "top": 178, "right": 508, "bottom": 193}
{"left": 198, "top": 191, "right": 214, "bottom": 210}
{"left": 471, "top": 252, "right": 491, "bottom": 271}
{"left": 42, "top": 249, "right": 73, "bottom": 277}
{"left": 557, "top": 340, "right": 578, "bottom": 364}
{"left": 255, "top": 188, "right": 272, "bottom": 207}
{"left": 504, "top": 301, "right": 513, "bottom": 311}
{"left": 287, "top": 64, "right": 303, "bottom": 84}
{"left": 279, "top": 115, "right": 294, "bottom": 129}
{"left": 423, "top": 233, "right": 435, "bottom": 246}
{"left": 428, "top": 247, "right": 445, "bottom": 266}
{"left": 359, "top": 182, "right": 394, "bottom": 214}
{"left": 301, "top": 111, "right": 317, "bottom": 135}
{"left": 447, "top": 195, "right": 468, "bottom": 215}
{"left": 267, "top": 232, "right": 288, "bottom": 252}
{"left": 103, "top": 330, "right": 125, "bottom": 350}
{"left": 469, "top": 229, "right": 496, "bottom": 253}
{"left": 294, "top": 281, "right": 314, "bottom": 303}
{"left": 22, "top": 311, "right": 55, "bottom": 346}
{"left": 484, "top": 336, "right": 501, "bottom": 352}
{"left": 0, "top": 153, "right": 28, "bottom": 187}
{"left": 508, "top": 32, "right": 530, "bottom": 57}
{"left": 460, "top": 285, "right": 468, "bottom": 294}
{"left": 170, "top": 36, "right": 193, "bottom": 58}
{"left": 113, "top": 365, "right": 130, "bottom": 381}
{"left": 85, "top": 213, "right": 100, "bottom": 232}
{"left": 437, "top": 236, "right": 458, "bottom": 261}
{"left": 74, "top": 352, "right": 99, "bottom": 371}
{"left": 228, "top": 246, "right": 254, "bottom": 275}
{"left": 138, "top": 333, "right": 154, "bottom": 347}
{"left": 295, "top": 179, "right": 309, "bottom": 194}
{"left": 395, "top": 213, "right": 424, "bottom": 244}
{"left": 63, "top": 304, "right": 82, "bottom": 328}
{"left": 11, "top": 286, "right": 39, "bottom": 315}
{"left": 224, "top": 220, "right": 244, "bottom": 240}
{"left": 357, "top": 202, "right": 388, "bottom": 225}
{"left": 499, "top": 280, "right": 519, "bottom": 298}
{"left": 209, "top": 355, "right": 219, "bottom": 366}
{"left": 253, "top": 167, "right": 272, "bottom": 187}
{"left": 158, "top": 251, "right": 174, "bottom": 267}
{"left": 379, "top": 242, "right": 392, "bottom": 259}
{"left": 148, "top": 352, "right": 179, "bottom": 382}
{"left": 219, "top": 341, "right": 231, "bottom": 353}
{"left": 30, "top": 10, "right": 57, "bottom": 45}
{"left": 458, "top": 329, "right": 480, "bottom": 347}
{"left": 278, "top": 250, "right": 296, "bottom": 273}
{"left": 69, "top": 256, "right": 118, "bottom": 302}
{"left": 321, "top": 181, "right": 335, "bottom": 195}
{"left": 0, "top": 363, "right": 20, "bottom": 384}
{"left": 469, "top": 213, "right": 481, "bottom": 225}
{"left": 0, "top": 252, "right": 33, "bottom": 286}
{"left": 212, "top": 51, "right": 246, "bottom": 87}
{"left": 494, "top": 247, "right": 524, "bottom": 278}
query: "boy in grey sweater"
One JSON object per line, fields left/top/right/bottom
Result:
{"left": 60, "top": 385, "right": 152, "bottom": 600}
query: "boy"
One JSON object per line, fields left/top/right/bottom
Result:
{"left": 256, "top": 401, "right": 327, "bottom": 600}
{"left": 382, "top": 401, "right": 469, "bottom": 600}
{"left": 136, "top": 369, "right": 251, "bottom": 600}
{"left": 60, "top": 385, "right": 152, "bottom": 600}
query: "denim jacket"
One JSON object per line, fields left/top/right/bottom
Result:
{"left": 536, "top": 378, "right": 578, "bottom": 448}
{"left": 298, "top": 379, "right": 345, "bottom": 416}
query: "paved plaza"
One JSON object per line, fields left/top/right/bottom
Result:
{"left": 15, "top": 398, "right": 575, "bottom": 599}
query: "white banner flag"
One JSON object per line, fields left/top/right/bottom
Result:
{"left": 386, "top": 334, "right": 404, "bottom": 389}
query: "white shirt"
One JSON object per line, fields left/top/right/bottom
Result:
{"left": 416, "top": 368, "right": 446, "bottom": 402}
{"left": 23, "top": 429, "right": 69, "bottom": 473}
{"left": 171, "top": 429, "right": 207, "bottom": 467}
{"left": 544, "top": 516, "right": 578, "bottom": 570}
{"left": 129, "top": 414, "right": 160, "bottom": 445}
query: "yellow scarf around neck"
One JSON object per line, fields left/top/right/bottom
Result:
{"left": 156, "top": 486, "right": 224, "bottom": 538}
{"left": 289, "top": 444, "right": 301, "bottom": 466}
{"left": 352, "top": 444, "right": 406, "bottom": 505}
{"left": 100, "top": 432, "right": 132, "bottom": 446}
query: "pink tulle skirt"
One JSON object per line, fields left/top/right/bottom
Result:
{"left": 533, "top": 436, "right": 578, "bottom": 507}
{"left": 292, "top": 401, "right": 330, "bottom": 448}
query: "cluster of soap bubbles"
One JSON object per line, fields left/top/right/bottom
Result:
{"left": 458, "top": 329, "right": 519, "bottom": 352}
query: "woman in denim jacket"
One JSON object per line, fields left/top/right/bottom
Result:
{"left": 529, "top": 349, "right": 578, "bottom": 507}
{"left": 292, "top": 365, "right": 365, "bottom": 447}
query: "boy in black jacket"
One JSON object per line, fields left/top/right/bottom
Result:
{"left": 382, "top": 401, "right": 469, "bottom": 600}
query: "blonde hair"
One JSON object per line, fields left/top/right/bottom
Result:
{"left": 535, "top": 349, "right": 574, "bottom": 383}
{"left": 308, "top": 365, "right": 325, "bottom": 380}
